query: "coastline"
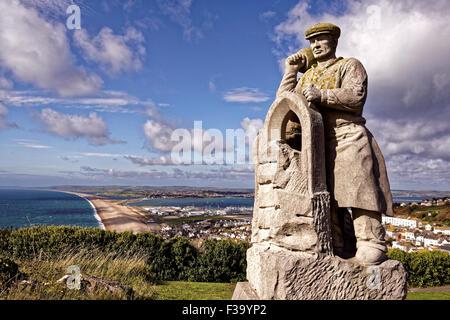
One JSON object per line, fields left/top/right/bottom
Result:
{"left": 60, "top": 191, "right": 159, "bottom": 234}
{"left": 86, "top": 198, "right": 105, "bottom": 230}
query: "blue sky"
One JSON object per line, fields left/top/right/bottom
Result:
{"left": 0, "top": 0, "right": 449, "bottom": 190}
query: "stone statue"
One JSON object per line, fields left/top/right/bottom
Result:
{"left": 278, "top": 22, "right": 393, "bottom": 266}
{"left": 233, "top": 23, "right": 407, "bottom": 300}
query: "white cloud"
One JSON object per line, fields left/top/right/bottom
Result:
{"left": 74, "top": 26, "right": 146, "bottom": 75}
{"left": 0, "top": 104, "right": 17, "bottom": 130}
{"left": 367, "top": 117, "right": 450, "bottom": 160}
{"left": 274, "top": 0, "right": 450, "bottom": 118}
{"left": 241, "top": 117, "right": 264, "bottom": 149}
{"left": 143, "top": 118, "right": 178, "bottom": 153}
{"left": 0, "top": 0, "right": 102, "bottom": 97}
{"left": 124, "top": 155, "right": 176, "bottom": 166}
{"left": 77, "top": 152, "right": 124, "bottom": 158}
{"left": 1, "top": 89, "right": 154, "bottom": 114}
{"left": 208, "top": 74, "right": 222, "bottom": 93}
{"left": 259, "top": 11, "right": 276, "bottom": 21}
{"left": 16, "top": 140, "right": 52, "bottom": 149}
{"left": 78, "top": 165, "right": 254, "bottom": 181}
{"left": 142, "top": 106, "right": 208, "bottom": 154}
{"left": 37, "top": 108, "right": 125, "bottom": 146}
{"left": 273, "top": 0, "right": 450, "bottom": 189}
{"left": 0, "top": 77, "right": 13, "bottom": 89}
{"left": 241, "top": 117, "right": 264, "bottom": 136}
{"left": 386, "top": 154, "right": 450, "bottom": 190}
{"left": 224, "top": 87, "right": 271, "bottom": 103}
{"left": 157, "top": 0, "right": 202, "bottom": 40}
{"left": 209, "top": 80, "right": 216, "bottom": 92}
{"left": 143, "top": 106, "right": 264, "bottom": 159}
{"left": 21, "top": 0, "right": 78, "bottom": 15}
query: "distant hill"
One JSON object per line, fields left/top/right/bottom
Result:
{"left": 4, "top": 186, "right": 449, "bottom": 199}
{"left": 37, "top": 185, "right": 255, "bottom": 194}
{"left": 391, "top": 190, "right": 450, "bottom": 198}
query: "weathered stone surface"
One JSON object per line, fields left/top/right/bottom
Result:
{"left": 269, "top": 219, "right": 317, "bottom": 253}
{"left": 257, "top": 184, "right": 278, "bottom": 208}
{"left": 251, "top": 92, "right": 331, "bottom": 255}
{"left": 232, "top": 282, "right": 260, "bottom": 300}
{"left": 257, "top": 162, "right": 277, "bottom": 184}
{"left": 237, "top": 22, "right": 407, "bottom": 300}
{"left": 241, "top": 243, "right": 407, "bottom": 300}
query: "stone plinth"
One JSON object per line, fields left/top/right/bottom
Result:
{"left": 234, "top": 243, "right": 407, "bottom": 300}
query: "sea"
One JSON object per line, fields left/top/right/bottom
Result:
{"left": 127, "top": 196, "right": 434, "bottom": 209}
{"left": 127, "top": 197, "right": 254, "bottom": 209}
{"left": 0, "top": 189, "right": 102, "bottom": 229}
{"left": 0, "top": 189, "right": 439, "bottom": 229}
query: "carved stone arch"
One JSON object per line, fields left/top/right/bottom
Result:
{"left": 263, "top": 92, "right": 327, "bottom": 195}
{"left": 251, "top": 91, "right": 332, "bottom": 255}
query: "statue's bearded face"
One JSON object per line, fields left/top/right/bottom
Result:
{"left": 309, "top": 34, "right": 337, "bottom": 61}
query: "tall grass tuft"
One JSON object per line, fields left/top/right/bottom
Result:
{"left": 1, "top": 245, "right": 158, "bottom": 300}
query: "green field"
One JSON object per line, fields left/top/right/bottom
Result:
{"left": 406, "top": 291, "right": 450, "bottom": 300}
{"left": 152, "top": 281, "right": 450, "bottom": 300}
{"left": 153, "top": 281, "right": 236, "bottom": 300}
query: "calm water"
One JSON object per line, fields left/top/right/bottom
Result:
{"left": 392, "top": 196, "right": 436, "bottom": 204}
{"left": 128, "top": 195, "right": 430, "bottom": 209}
{"left": 128, "top": 197, "right": 254, "bottom": 208}
{"left": 0, "top": 189, "right": 101, "bottom": 229}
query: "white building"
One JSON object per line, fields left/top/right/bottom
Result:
{"left": 433, "top": 227, "right": 450, "bottom": 236}
{"left": 420, "top": 200, "right": 433, "bottom": 207}
{"left": 392, "top": 241, "right": 410, "bottom": 252}
{"left": 405, "top": 232, "right": 415, "bottom": 240}
{"left": 382, "top": 216, "right": 418, "bottom": 229}
{"left": 424, "top": 237, "right": 439, "bottom": 247}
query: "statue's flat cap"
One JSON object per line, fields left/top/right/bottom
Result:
{"left": 305, "top": 23, "right": 341, "bottom": 40}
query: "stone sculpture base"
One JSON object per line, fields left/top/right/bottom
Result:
{"left": 233, "top": 244, "right": 407, "bottom": 300}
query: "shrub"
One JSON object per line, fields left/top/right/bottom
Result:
{"left": 387, "top": 249, "right": 408, "bottom": 266}
{"left": 0, "top": 226, "right": 251, "bottom": 283}
{"left": 0, "top": 257, "right": 19, "bottom": 287}
{"left": 148, "top": 236, "right": 197, "bottom": 281}
{"left": 3, "top": 226, "right": 164, "bottom": 260}
{"left": 189, "top": 239, "right": 250, "bottom": 283}
{"left": 388, "top": 249, "right": 450, "bottom": 288}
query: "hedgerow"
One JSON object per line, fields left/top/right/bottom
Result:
{"left": 387, "top": 249, "right": 450, "bottom": 287}
{"left": 1, "top": 226, "right": 448, "bottom": 287}
{"left": 0, "top": 226, "right": 248, "bottom": 283}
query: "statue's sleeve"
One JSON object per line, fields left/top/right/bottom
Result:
{"left": 276, "top": 68, "right": 299, "bottom": 97}
{"left": 320, "top": 58, "right": 367, "bottom": 113}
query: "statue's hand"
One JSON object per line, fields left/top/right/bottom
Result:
{"left": 285, "top": 51, "right": 305, "bottom": 74}
{"left": 303, "top": 84, "right": 321, "bottom": 103}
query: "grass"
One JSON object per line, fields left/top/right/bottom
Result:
{"left": 152, "top": 282, "right": 450, "bottom": 300}
{"left": 153, "top": 281, "right": 236, "bottom": 300}
{"left": 0, "top": 248, "right": 158, "bottom": 300}
{"left": 3, "top": 265, "right": 450, "bottom": 299}
{"left": 406, "top": 291, "right": 450, "bottom": 300}
{"left": 152, "top": 282, "right": 449, "bottom": 300}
